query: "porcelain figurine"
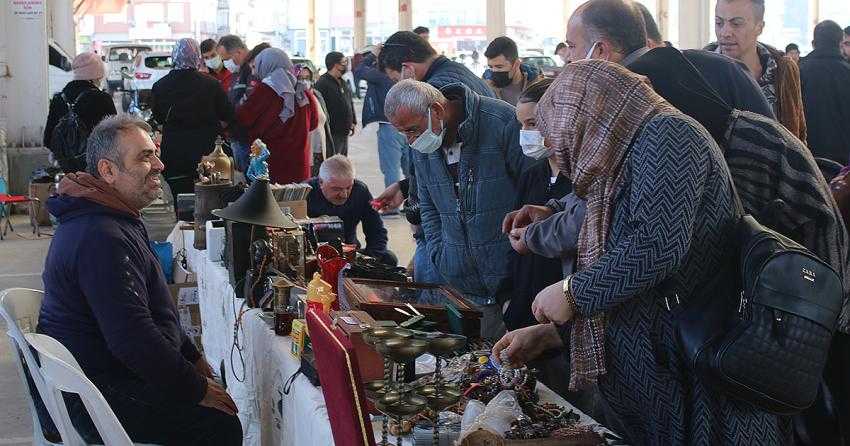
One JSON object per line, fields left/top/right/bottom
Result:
{"left": 247, "top": 139, "right": 270, "bottom": 183}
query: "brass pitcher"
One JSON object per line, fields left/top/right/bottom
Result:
{"left": 203, "top": 136, "right": 234, "bottom": 182}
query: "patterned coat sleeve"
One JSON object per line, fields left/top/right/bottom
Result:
{"left": 571, "top": 117, "right": 713, "bottom": 316}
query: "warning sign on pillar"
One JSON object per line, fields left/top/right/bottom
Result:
{"left": 11, "top": 0, "right": 45, "bottom": 20}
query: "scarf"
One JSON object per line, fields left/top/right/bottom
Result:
{"left": 171, "top": 38, "right": 202, "bottom": 71}
{"left": 254, "top": 48, "right": 310, "bottom": 125}
{"left": 58, "top": 172, "right": 140, "bottom": 218}
{"left": 707, "top": 42, "right": 807, "bottom": 142}
{"left": 536, "top": 60, "right": 676, "bottom": 390}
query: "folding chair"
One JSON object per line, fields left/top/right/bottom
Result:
{"left": 0, "top": 176, "right": 41, "bottom": 240}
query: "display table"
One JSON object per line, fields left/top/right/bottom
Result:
{"left": 167, "top": 225, "right": 613, "bottom": 446}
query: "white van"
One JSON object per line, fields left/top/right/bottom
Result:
{"left": 102, "top": 44, "right": 153, "bottom": 92}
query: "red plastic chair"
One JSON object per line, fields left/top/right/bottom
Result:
{"left": 0, "top": 177, "right": 40, "bottom": 240}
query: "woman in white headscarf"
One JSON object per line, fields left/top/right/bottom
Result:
{"left": 236, "top": 47, "right": 319, "bottom": 183}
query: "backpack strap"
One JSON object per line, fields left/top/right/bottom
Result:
{"left": 60, "top": 89, "right": 94, "bottom": 113}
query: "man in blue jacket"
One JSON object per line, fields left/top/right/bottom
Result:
{"left": 375, "top": 31, "right": 495, "bottom": 286}
{"left": 39, "top": 115, "right": 242, "bottom": 445}
{"left": 354, "top": 47, "right": 409, "bottom": 188}
{"left": 384, "top": 80, "right": 531, "bottom": 340}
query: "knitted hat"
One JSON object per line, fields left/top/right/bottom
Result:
{"left": 72, "top": 52, "right": 107, "bottom": 81}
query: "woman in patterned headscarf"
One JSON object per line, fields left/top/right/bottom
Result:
{"left": 529, "top": 60, "right": 781, "bottom": 444}
{"left": 151, "top": 38, "right": 234, "bottom": 198}
{"left": 236, "top": 48, "right": 318, "bottom": 183}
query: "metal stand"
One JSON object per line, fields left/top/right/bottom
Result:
{"left": 382, "top": 358, "right": 391, "bottom": 446}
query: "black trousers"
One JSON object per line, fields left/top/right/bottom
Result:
{"left": 330, "top": 131, "right": 349, "bottom": 156}
{"left": 67, "top": 375, "right": 242, "bottom": 446}
{"left": 794, "top": 332, "right": 850, "bottom": 446}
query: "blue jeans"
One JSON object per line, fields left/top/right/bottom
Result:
{"left": 377, "top": 123, "right": 409, "bottom": 187}
{"left": 231, "top": 140, "right": 250, "bottom": 173}
{"left": 413, "top": 232, "right": 443, "bottom": 284}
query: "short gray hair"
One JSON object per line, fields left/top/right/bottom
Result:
{"left": 384, "top": 79, "right": 445, "bottom": 120}
{"left": 86, "top": 115, "right": 152, "bottom": 177}
{"left": 319, "top": 154, "right": 355, "bottom": 181}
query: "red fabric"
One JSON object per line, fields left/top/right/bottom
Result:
{"left": 306, "top": 309, "right": 376, "bottom": 446}
{"left": 0, "top": 194, "right": 30, "bottom": 204}
{"left": 208, "top": 68, "right": 233, "bottom": 93}
{"left": 236, "top": 83, "right": 319, "bottom": 184}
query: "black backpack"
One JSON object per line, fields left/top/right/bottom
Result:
{"left": 49, "top": 91, "right": 91, "bottom": 173}
{"left": 675, "top": 197, "right": 843, "bottom": 414}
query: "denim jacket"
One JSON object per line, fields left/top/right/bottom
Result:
{"left": 415, "top": 83, "right": 531, "bottom": 304}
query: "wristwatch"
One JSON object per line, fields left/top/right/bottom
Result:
{"left": 563, "top": 275, "right": 577, "bottom": 312}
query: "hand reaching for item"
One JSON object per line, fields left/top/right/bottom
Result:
{"left": 491, "top": 323, "right": 564, "bottom": 368}
{"left": 375, "top": 181, "right": 404, "bottom": 211}
{"left": 508, "top": 227, "right": 529, "bottom": 254}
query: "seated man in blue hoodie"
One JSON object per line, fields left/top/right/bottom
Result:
{"left": 482, "top": 36, "right": 540, "bottom": 106}
{"left": 39, "top": 115, "right": 242, "bottom": 445}
{"left": 384, "top": 79, "right": 532, "bottom": 341}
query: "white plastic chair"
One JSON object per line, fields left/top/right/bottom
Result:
{"left": 25, "top": 332, "right": 135, "bottom": 446}
{"left": 0, "top": 288, "right": 71, "bottom": 445}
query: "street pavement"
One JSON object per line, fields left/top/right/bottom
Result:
{"left": 0, "top": 100, "right": 416, "bottom": 443}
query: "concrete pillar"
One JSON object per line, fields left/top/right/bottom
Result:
{"left": 353, "top": 0, "right": 366, "bottom": 51}
{"left": 0, "top": 0, "right": 50, "bottom": 192}
{"left": 49, "top": 0, "right": 76, "bottom": 57}
{"left": 307, "top": 0, "right": 318, "bottom": 64}
{"left": 561, "top": 0, "right": 577, "bottom": 41}
{"left": 679, "top": 0, "right": 711, "bottom": 50}
{"left": 811, "top": 0, "right": 820, "bottom": 28}
{"left": 398, "top": 0, "right": 412, "bottom": 32}
{"left": 657, "top": 0, "right": 670, "bottom": 41}
{"left": 486, "top": 0, "right": 506, "bottom": 42}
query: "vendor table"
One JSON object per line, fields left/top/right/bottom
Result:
{"left": 167, "top": 225, "right": 613, "bottom": 446}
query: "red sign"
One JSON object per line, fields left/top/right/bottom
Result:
{"left": 437, "top": 26, "right": 487, "bottom": 39}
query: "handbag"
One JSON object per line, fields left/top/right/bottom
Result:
{"left": 674, "top": 179, "right": 843, "bottom": 415}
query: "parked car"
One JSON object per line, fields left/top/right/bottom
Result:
{"left": 521, "top": 55, "right": 561, "bottom": 78}
{"left": 121, "top": 51, "right": 171, "bottom": 113}
{"left": 102, "top": 44, "right": 153, "bottom": 92}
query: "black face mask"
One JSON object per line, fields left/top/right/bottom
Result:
{"left": 491, "top": 70, "right": 512, "bottom": 88}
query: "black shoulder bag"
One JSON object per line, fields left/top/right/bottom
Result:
{"left": 674, "top": 179, "right": 843, "bottom": 415}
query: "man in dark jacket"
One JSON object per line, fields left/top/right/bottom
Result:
{"left": 354, "top": 47, "right": 409, "bottom": 187}
{"left": 39, "top": 115, "right": 242, "bottom": 445}
{"left": 385, "top": 80, "right": 531, "bottom": 340}
{"left": 800, "top": 20, "right": 850, "bottom": 164}
{"left": 315, "top": 52, "right": 357, "bottom": 156}
{"left": 306, "top": 155, "right": 395, "bottom": 265}
{"left": 482, "top": 36, "right": 540, "bottom": 105}
{"left": 44, "top": 52, "right": 117, "bottom": 173}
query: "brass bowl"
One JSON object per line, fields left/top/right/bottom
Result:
{"left": 417, "top": 384, "right": 463, "bottom": 411}
{"left": 363, "top": 380, "right": 413, "bottom": 399}
{"left": 375, "top": 337, "right": 429, "bottom": 363}
{"left": 426, "top": 333, "right": 467, "bottom": 357}
{"left": 375, "top": 392, "right": 428, "bottom": 418}
{"left": 362, "top": 326, "right": 413, "bottom": 347}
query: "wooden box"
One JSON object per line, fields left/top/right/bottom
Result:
{"left": 330, "top": 310, "right": 385, "bottom": 384}
{"left": 340, "top": 278, "right": 482, "bottom": 339}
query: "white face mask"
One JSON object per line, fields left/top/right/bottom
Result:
{"left": 411, "top": 108, "right": 445, "bottom": 154}
{"left": 585, "top": 41, "right": 600, "bottom": 60}
{"left": 223, "top": 58, "right": 238, "bottom": 73}
{"left": 205, "top": 55, "right": 222, "bottom": 70}
{"left": 519, "top": 129, "right": 551, "bottom": 160}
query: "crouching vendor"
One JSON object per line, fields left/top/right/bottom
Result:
{"left": 38, "top": 115, "right": 243, "bottom": 445}
{"left": 306, "top": 154, "right": 398, "bottom": 266}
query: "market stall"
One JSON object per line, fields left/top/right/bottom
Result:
{"left": 167, "top": 221, "right": 619, "bottom": 446}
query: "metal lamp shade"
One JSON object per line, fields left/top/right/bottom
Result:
{"left": 212, "top": 179, "right": 297, "bottom": 229}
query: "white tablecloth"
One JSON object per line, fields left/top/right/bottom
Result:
{"left": 167, "top": 226, "right": 612, "bottom": 446}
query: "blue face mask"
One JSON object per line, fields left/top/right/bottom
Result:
{"left": 410, "top": 108, "right": 445, "bottom": 154}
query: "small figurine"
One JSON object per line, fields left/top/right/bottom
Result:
{"left": 197, "top": 160, "right": 216, "bottom": 184}
{"left": 247, "top": 138, "right": 270, "bottom": 183}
